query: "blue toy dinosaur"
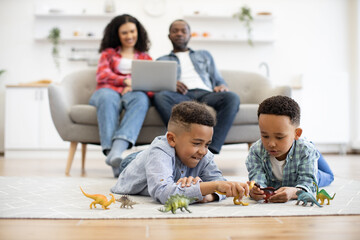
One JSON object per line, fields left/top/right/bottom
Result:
{"left": 295, "top": 190, "right": 323, "bottom": 208}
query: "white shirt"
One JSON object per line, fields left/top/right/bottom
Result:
{"left": 270, "top": 156, "right": 286, "bottom": 181}
{"left": 117, "top": 58, "right": 132, "bottom": 74}
{"left": 175, "top": 51, "right": 212, "bottom": 91}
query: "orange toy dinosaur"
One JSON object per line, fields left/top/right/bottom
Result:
{"left": 80, "top": 187, "right": 116, "bottom": 210}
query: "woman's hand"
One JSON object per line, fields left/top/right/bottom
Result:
{"left": 121, "top": 86, "right": 132, "bottom": 95}
{"left": 124, "top": 77, "right": 132, "bottom": 87}
{"left": 121, "top": 78, "right": 132, "bottom": 95}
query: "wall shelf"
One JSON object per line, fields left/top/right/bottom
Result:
{"left": 34, "top": 36, "right": 101, "bottom": 42}
{"left": 183, "top": 14, "right": 274, "bottom": 21}
{"left": 184, "top": 13, "right": 275, "bottom": 45}
{"left": 190, "top": 37, "right": 275, "bottom": 44}
{"left": 34, "top": 13, "right": 117, "bottom": 19}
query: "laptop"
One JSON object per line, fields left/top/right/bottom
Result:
{"left": 131, "top": 60, "right": 177, "bottom": 92}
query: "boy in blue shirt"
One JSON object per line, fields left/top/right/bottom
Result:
{"left": 111, "top": 101, "right": 249, "bottom": 204}
{"left": 246, "top": 95, "right": 334, "bottom": 203}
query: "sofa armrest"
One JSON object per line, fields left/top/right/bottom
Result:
{"left": 269, "top": 85, "right": 292, "bottom": 97}
{"left": 48, "top": 83, "right": 74, "bottom": 141}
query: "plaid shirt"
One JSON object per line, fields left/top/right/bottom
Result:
{"left": 96, "top": 47, "right": 152, "bottom": 94}
{"left": 245, "top": 138, "right": 318, "bottom": 193}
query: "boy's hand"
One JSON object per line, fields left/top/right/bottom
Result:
{"left": 216, "top": 181, "right": 249, "bottom": 199}
{"left": 268, "top": 187, "right": 298, "bottom": 203}
{"left": 249, "top": 185, "right": 265, "bottom": 201}
{"left": 176, "top": 176, "right": 202, "bottom": 188}
{"left": 199, "top": 193, "right": 218, "bottom": 203}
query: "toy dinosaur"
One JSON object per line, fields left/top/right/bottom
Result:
{"left": 158, "top": 194, "right": 197, "bottom": 214}
{"left": 295, "top": 190, "right": 322, "bottom": 207}
{"left": 80, "top": 187, "right": 115, "bottom": 210}
{"left": 215, "top": 180, "right": 257, "bottom": 206}
{"left": 313, "top": 181, "right": 336, "bottom": 205}
{"left": 259, "top": 186, "right": 277, "bottom": 203}
{"left": 116, "top": 195, "right": 137, "bottom": 209}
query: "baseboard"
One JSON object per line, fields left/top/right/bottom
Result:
{"left": 3, "top": 143, "right": 351, "bottom": 159}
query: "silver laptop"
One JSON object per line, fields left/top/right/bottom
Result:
{"left": 131, "top": 60, "right": 177, "bottom": 92}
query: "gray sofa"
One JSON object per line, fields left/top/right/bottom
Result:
{"left": 48, "top": 68, "right": 291, "bottom": 174}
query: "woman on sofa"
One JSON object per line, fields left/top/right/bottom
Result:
{"left": 89, "top": 14, "right": 152, "bottom": 177}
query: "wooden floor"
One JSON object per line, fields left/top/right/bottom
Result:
{"left": 1, "top": 149, "right": 360, "bottom": 240}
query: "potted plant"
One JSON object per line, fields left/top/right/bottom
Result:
{"left": 48, "top": 27, "right": 61, "bottom": 70}
{"left": 233, "top": 6, "right": 254, "bottom": 46}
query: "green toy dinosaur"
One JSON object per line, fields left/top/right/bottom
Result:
{"left": 158, "top": 194, "right": 197, "bottom": 214}
{"left": 296, "top": 190, "right": 323, "bottom": 207}
{"left": 313, "top": 181, "right": 336, "bottom": 205}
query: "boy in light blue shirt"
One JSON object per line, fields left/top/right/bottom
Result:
{"left": 246, "top": 95, "right": 334, "bottom": 203}
{"left": 111, "top": 101, "right": 249, "bottom": 204}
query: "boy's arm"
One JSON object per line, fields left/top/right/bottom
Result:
{"left": 245, "top": 144, "right": 268, "bottom": 188}
{"left": 200, "top": 181, "right": 249, "bottom": 199}
{"left": 294, "top": 148, "right": 319, "bottom": 193}
{"left": 145, "top": 148, "right": 203, "bottom": 204}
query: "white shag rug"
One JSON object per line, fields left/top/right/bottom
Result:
{"left": 0, "top": 176, "right": 358, "bottom": 219}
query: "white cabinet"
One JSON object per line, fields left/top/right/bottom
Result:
{"left": 292, "top": 72, "right": 350, "bottom": 153}
{"left": 5, "top": 86, "right": 68, "bottom": 150}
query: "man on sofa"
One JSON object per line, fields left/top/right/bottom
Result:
{"left": 154, "top": 19, "right": 240, "bottom": 154}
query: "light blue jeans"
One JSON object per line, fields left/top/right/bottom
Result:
{"left": 317, "top": 151, "right": 334, "bottom": 187}
{"left": 89, "top": 88, "right": 150, "bottom": 155}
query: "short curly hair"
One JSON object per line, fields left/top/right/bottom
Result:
{"left": 99, "top": 14, "right": 150, "bottom": 53}
{"left": 258, "top": 95, "right": 301, "bottom": 126}
{"left": 168, "top": 101, "right": 216, "bottom": 132}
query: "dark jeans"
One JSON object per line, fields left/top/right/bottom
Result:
{"left": 154, "top": 89, "right": 240, "bottom": 154}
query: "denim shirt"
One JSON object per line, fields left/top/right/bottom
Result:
{"left": 111, "top": 135, "right": 226, "bottom": 204}
{"left": 245, "top": 138, "right": 318, "bottom": 193}
{"left": 157, "top": 48, "right": 227, "bottom": 90}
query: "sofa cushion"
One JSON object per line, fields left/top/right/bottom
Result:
{"left": 70, "top": 103, "right": 258, "bottom": 126}
{"left": 70, "top": 105, "right": 97, "bottom": 125}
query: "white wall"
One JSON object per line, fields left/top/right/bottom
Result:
{"left": 0, "top": 0, "right": 359, "bottom": 152}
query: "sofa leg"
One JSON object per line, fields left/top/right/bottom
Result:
{"left": 66, "top": 141, "right": 78, "bottom": 176}
{"left": 247, "top": 142, "right": 253, "bottom": 150}
{"left": 81, "top": 143, "right": 87, "bottom": 174}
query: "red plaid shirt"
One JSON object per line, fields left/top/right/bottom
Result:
{"left": 96, "top": 47, "right": 152, "bottom": 94}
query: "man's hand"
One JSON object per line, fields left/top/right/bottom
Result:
{"left": 268, "top": 187, "right": 298, "bottom": 203}
{"left": 176, "top": 81, "right": 188, "bottom": 95}
{"left": 213, "top": 84, "right": 228, "bottom": 92}
{"left": 176, "top": 176, "right": 202, "bottom": 188}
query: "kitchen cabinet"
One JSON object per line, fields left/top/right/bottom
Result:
{"left": 5, "top": 85, "right": 68, "bottom": 150}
